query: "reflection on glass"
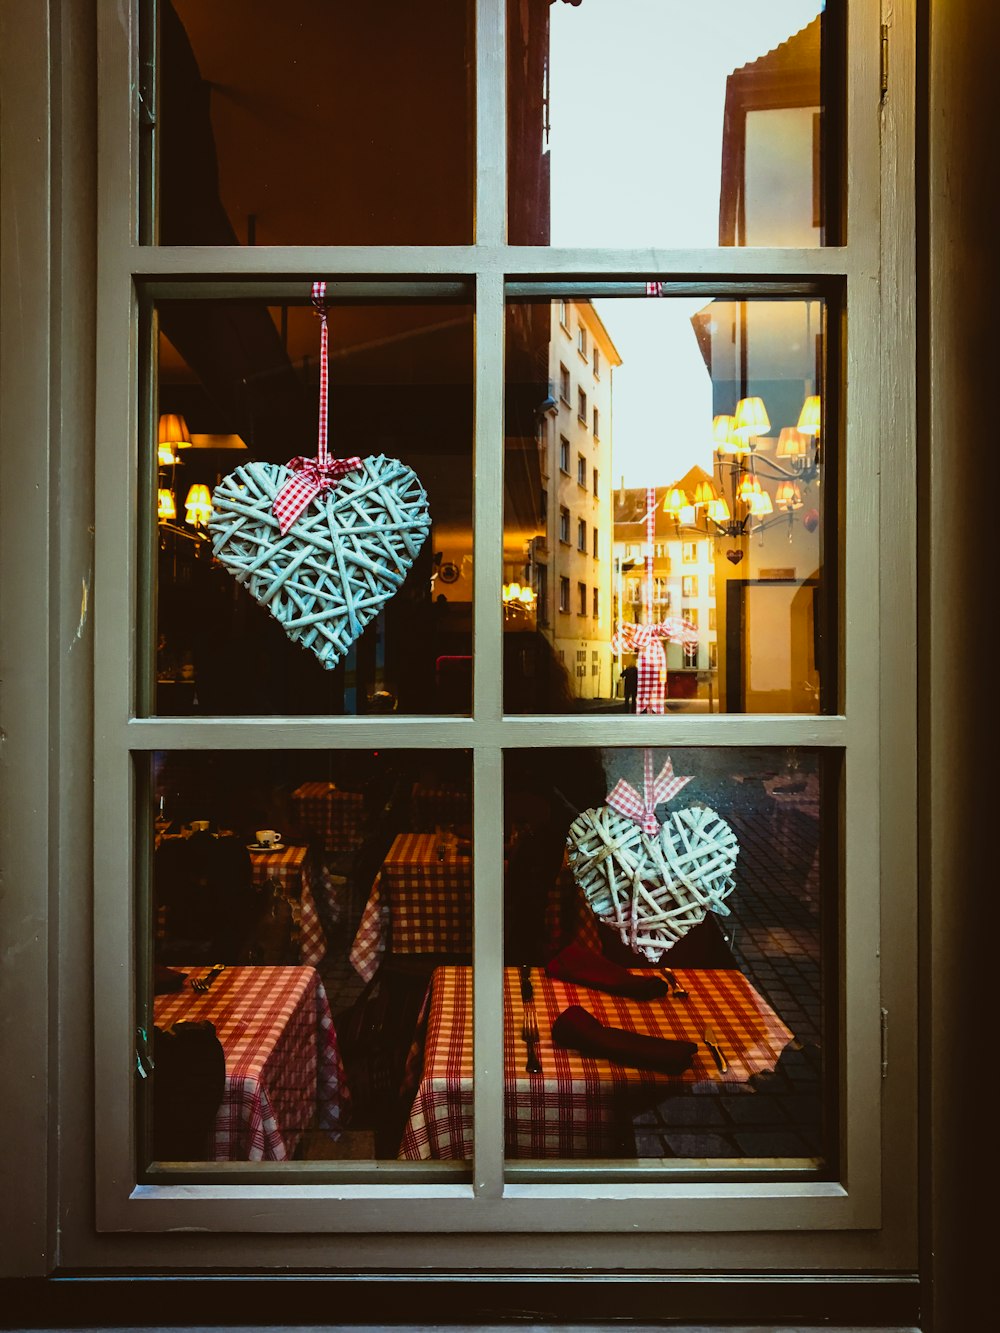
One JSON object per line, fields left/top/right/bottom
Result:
{"left": 496, "top": 746, "right": 830, "bottom": 1166}
{"left": 152, "top": 299, "right": 473, "bottom": 716}
{"left": 146, "top": 749, "right": 473, "bottom": 1167}
{"left": 504, "top": 295, "right": 829, "bottom": 714}
{"left": 508, "top": 0, "right": 835, "bottom": 247}
{"left": 154, "top": 0, "right": 473, "bottom": 245}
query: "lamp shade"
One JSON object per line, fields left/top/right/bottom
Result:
{"left": 776, "top": 426, "right": 810, "bottom": 459}
{"left": 748, "top": 489, "right": 774, "bottom": 516}
{"left": 737, "top": 473, "right": 762, "bottom": 503}
{"left": 797, "top": 395, "right": 822, "bottom": 435}
{"left": 775, "top": 480, "right": 803, "bottom": 510}
{"left": 184, "top": 483, "right": 213, "bottom": 527}
{"left": 662, "top": 486, "right": 687, "bottom": 516}
{"left": 711, "top": 414, "right": 741, "bottom": 453}
{"left": 706, "top": 497, "right": 731, "bottom": 524}
{"left": 733, "top": 396, "right": 771, "bottom": 439}
{"left": 693, "top": 480, "right": 717, "bottom": 507}
{"left": 157, "top": 488, "right": 176, "bottom": 521}
{"left": 158, "top": 412, "right": 192, "bottom": 449}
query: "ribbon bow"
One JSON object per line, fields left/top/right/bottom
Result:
{"left": 607, "top": 754, "right": 693, "bottom": 834}
{"left": 272, "top": 280, "right": 362, "bottom": 535}
{"left": 612, "top": 618, "right": 698, "bottom": 715}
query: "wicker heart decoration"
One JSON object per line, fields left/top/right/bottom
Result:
{"left": 566, "top": 802, "right": 739, "bottom": 962}
{"left": 208, "top": 454, "right": 430, "bottom": 670}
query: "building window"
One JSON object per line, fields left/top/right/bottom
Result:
{"left": 593, "top": 406, "right": 600, "bottom": 439}
{"left": 683, "top": 541, "right": 698, "bottom": 563}
{"left": 540, "top": 487, "right": 547, "bottom": 520}
{"left": 559, "top": 436, "right": 569, "bottom": 472}
{"left": 686, "top": 607, "right": 699, "bottom": 629}
{"left": 559, "top": 299, "right": 569, "bottom": 330}
{"left": 593, "top": 345, "right": 601, "bottom": 378}
{"left": 710, "top": 574, "right": 717, "bottom": 596}
{"left": 709, "top": 607, "right": 717, "bottom": 631}
{"left": 592, "top": 468, "right": 599, "bottom": 498}
{"left": 559, "top": 506, "right": 570, "bottom": 543}
{"left": 577, "top": 324, "right": 588, "bottom": 359}
{"left": 577, "top": 454, "right": 587, "bottom": 487}
{"left": 592, "top": 586, "right": 600, "bottom": 619}
{"left": 578, "top": 387, "right": 587, "bottom": 423}
{"left": 559, "top": 576, "right": 570, "bottom": 613}
{"left": 577, "top": 517, "right": 587, "bottom": 551}
{"left": 578, "top": 581, "right": 587, "bottom": 615}
{"left": 682, "top": 575, "right": 698, "bottom": 598}
{"left": 683, "top": 641, "right": 698, "bottom": 667}
{"left": 592, "top": 528, "right": 599, "bottom": 559}
{"left": 559, "top": 363, "right": 570, "bottom": 402}
{"left": 708, "top": 641, "right": 718, "bottom": 669}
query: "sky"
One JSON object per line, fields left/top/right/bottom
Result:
{"left": 548, "top": 0, "right": 822, "bottom": 486}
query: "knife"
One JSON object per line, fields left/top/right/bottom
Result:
{"left": 704, "top": 1024, "right": 728, "bottom": 1074}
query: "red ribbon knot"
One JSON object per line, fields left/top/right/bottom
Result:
{"left": 273, "top": 454, "right": 363, "bottom": 535}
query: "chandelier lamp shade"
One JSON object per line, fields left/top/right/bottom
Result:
{"left": 184, "top": 483, "right": 213, "bottom": 528}
{"left": 665, "top": 393, "right": 822, "bottom": 541}
{"left": 157, "top": 488, "right": 176, "bottom": 522}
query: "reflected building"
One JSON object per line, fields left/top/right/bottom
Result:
{"left": 505, "top": 301, "right": 622, "bottom": 705}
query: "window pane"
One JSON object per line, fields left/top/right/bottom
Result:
{"left": 150, "top": 296, "right": 473, "bottom": 716}
{"left": 504, "top": 294, "right": 831, "bottom": 714}
{"left": 144, "top": 748, "right": 473, "bottom": 1170}
{"left": 508, "top": 0, "right": 839, "bottom": 247}
{"left": 497, "top": 746, "right": 832, "bottom": 1169}
{"left": 153, "top": 1, "right": 473, "bottom": 245}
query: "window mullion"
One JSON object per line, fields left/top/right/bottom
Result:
{"left": 475, "top": 0, "right": 507, "bottom": 246}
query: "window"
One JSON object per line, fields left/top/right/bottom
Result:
{"left": 709, "top": 607, "right": 717, "bottom": 631}
{"left": 683, "top": 541, "right": 698, "bottom": 563}
{"left": 559, "top": 299, "right": 569, "bottom": 329}
{"left": 682, "top": 575, "right": 698, "bottom": 598}
{"left": 593, "top": 345, "right": 601, "bottom": 378}
{"left": 577, "top": 324, "right": 588, "bottom": 358}
{"left": 683, "top": 641, "right": 699, "bottom": 667}
{"left": 66, "top": 0, "right": 914, "bottom": 1275}
{"left": 708, "top": 642, "right": 719, "bottom": 669}
{"left": 686, "top": 607, "right": 699, "bottom": 629}
{"left": 540, "top": 487, "right": 548, "bottom": 520}
{"left": 577, "top": 454, "right": 587, "bottom": 487}
{"left": 593, "top": 406, "right": 600, "bottom": 439}
{"left": 593, "top": 467, "right": 599, "bottom": 498}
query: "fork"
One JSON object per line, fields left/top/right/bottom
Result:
{"left": 522, "top": 1001, "right": 543, "bottom": 1075}
{"left": 191, "top": 963, "right": 225, "bottom": 993}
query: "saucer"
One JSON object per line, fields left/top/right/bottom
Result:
{"left": 247, "top": 842, "right": 285, "bottom": 853}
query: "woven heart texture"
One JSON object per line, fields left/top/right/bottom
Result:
{"left": 566, "top": 804, "right": 739, "bottom": 962}
{"left": 208, "top": 455, "right": 430, "bottom": 669}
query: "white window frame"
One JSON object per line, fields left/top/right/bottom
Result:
{"left": 80, "top": 0, "right": 918, "bottom": 1270}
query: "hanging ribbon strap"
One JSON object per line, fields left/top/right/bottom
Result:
{"left": 272, "top": 281, "right": 363, "bottom": 535}
{"left": 607, "top": 754, "right": 693, "bottom": 834}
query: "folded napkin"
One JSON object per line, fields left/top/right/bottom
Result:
{"left": 551, "top": 1005, "right": 697, "bottom": 1075}
{"left": 545, "top": 941, "right": 669, "bottom": 999}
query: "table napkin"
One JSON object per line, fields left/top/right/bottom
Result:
{"left": 545, "top": 941, "right": 669, "bottom": 999}
{"left": 551, "top": 1004, "right": 697, "bottom": 1075}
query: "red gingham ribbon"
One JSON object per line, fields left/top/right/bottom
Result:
{"left": 645, "top": 281, "right": 664, "bottom": 296}
{"left": 607, "top": 752, "right": 692, "bottom": 834}
{"left": 272, "top": 281, "right": 362, "bottom": 535}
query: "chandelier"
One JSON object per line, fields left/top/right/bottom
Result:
{"left": 664, "top": 395, "right": 822, "bottom": 539}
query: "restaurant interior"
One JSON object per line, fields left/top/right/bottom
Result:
{"left": 145, "top": 0, "right": 833, "bottom": 1177}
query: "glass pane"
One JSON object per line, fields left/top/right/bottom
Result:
{"left": 153, "top": 0, "right": 474, "bottom": 245}
{"left": 504, "top": 293, "right": 830, "bottom": 714}
{"left": 508, "top": 0, "right": 838, "bottom": 247}
{"left": 150, "top": 296, "right": 473, "bottom": 716}
{"left": 495, "top": 746, "right": 832, "bottom": 1168}
{"left": 144, "top": 748, "right": 473, "bottom": 1169}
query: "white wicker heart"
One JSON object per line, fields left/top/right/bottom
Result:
{"left": 208, "top": 454, "right": 430, "bottom": 669}
{"left": 566, "top": 803, "right": 739, "bottom": 962}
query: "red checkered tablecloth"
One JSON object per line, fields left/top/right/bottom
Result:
{"left": 349, "top": 832, "right": 472, "bottom": 981}
{"left": 249, "top": 844, "right": 326, "bottom": 967}
{"left": 291, "top": 782, "right": 365, "bottom": 853}
{"left": 154, "top": 965, "right": 349, "bottom": 1161}
{"left": 398, "top": 967, "right": 793, "bottom": 1160}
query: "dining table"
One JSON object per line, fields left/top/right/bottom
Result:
{"left": 349, "top": 832, "right": 472, "bottom": 981}
{"left": 291, "top": 781, "right": 366, "bottom": 854}
{"left": 398, "top": 966, "right": 794, "bottom": 1160}
{"left": 153, "top": 964, "right": 349, "bottom": 1161}
{"left": 409, "top": 780, "right": 472, "bottom": 832}
{"left": 247, "top": 843, "right": 327, "bottom": 967}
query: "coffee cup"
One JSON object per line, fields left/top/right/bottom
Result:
{"left": 189, "top": 819, "right": 211, "bottom": 833}
{"left": 255, "top": 829, "right": 281, "bottom": 849}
